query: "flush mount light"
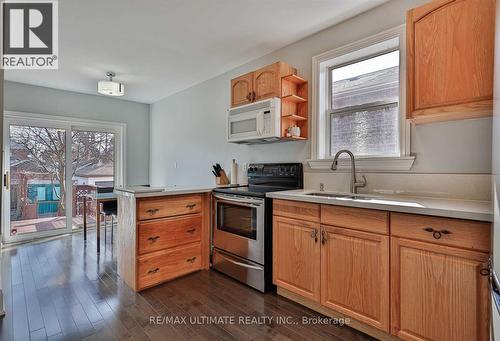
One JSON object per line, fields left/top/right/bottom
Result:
{"left": 97, "top": 72, "right": 124, "bottom": 97}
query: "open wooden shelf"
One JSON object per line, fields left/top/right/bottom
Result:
{"left": 281, "top": 94, "right": 307, "bottom": 103}
{"left": 282, "top": 114, "right": 307, "bottom": 121}
{"left": 281, "top": 136, "right": 307, "bottom": 141}
{"left": 281, "top": 74, "right": 308, "bottom": 140}
{"left": 282, "top": 74, "right": 307, "bottom": 85}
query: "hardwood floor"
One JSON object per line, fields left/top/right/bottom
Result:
{"left": 0, "top": 230, "right": 375, "bottom": 341}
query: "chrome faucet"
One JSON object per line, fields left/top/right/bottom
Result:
{"left": 331, "top": 149, "right": 366, "bottom": 194}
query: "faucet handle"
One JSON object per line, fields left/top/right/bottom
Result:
{"left": 355, "top": 175, "right": 367, "bottom": 188}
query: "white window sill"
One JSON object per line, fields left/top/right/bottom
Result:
{"left": 307, "top": 156, "right": 416, "bottom": 172}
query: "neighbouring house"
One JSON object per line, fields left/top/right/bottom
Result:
{"left": 10, "top": 140, "right": 113, "bottom": 222}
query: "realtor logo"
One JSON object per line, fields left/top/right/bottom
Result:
{"left": 2, "top": 0, "right": 58, "bottom": 69}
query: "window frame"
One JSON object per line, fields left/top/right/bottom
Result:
{"left": 310, "top": 25, "right": 414, "bottom": 171}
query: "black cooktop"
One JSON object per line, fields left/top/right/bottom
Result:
{"left": 213, "top": 185, "right": 291, "bottom": 198}
{"left": 213, "top": 163, "right": 303, "bottom": 198}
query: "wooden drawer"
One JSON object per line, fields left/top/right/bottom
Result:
{"left": 273, "top": 199, "right": 320, "bottom": 223}
{"left": 138, "top": 214, "right": 201, "bottom": 255}
{"left": 321, "top": 205, "right": 389, "bottom": 235}
{"left": 391, "top": 213, "right": 491, "bottom": 252}
{"left": 137, "top": 243, "right": 201, "bottom": 290}
{"left": 137, "top": 194, "right": 202, "bottom": 221}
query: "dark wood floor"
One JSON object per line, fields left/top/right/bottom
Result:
{"left": 0, "top": 230, "right": 376, "bottom": 341}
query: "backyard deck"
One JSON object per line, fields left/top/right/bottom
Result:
{"left": 11, "top": 216, "right": 97, "bottom": 235}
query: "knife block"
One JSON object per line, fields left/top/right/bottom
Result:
{"left": 216, "top": 170, "right": 230, "bottom": 186}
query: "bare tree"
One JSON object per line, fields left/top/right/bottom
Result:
{"left": 10, "top": 126, "right": 114, "bottom": 216}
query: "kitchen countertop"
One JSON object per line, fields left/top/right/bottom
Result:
{"left": 267, "top": 189, "right": 493, "bottom": 222}
{"left": 114, "top": 185, "right": 215, "bottom": 198}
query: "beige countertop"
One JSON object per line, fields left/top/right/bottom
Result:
{"left": 267, "top": 189, "right": 493, "bottom": 222}
{"left": 114, "top": 185, "right": 214, "bottom": 198}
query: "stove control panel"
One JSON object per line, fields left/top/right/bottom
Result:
{"left": 247, "top": 163, "right": 302, "bottom": 178}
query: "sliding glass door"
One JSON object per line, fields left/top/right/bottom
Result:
{"left": 3, "top": 121, "right": 72, "bottom": 242}
{"left": 71, "top": 129, "right": 116, "bottom": 230}
{"left": 2, "top": 113, "right": 124, "bottom": 244}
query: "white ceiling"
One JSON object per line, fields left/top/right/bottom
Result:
{"left": 5, "top": 0, "right": 388, "bottom": 104}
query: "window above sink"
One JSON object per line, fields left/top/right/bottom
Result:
{"left": 310, "top": 26, "right": 415, "bottom": 172}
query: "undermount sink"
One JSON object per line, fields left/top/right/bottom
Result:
{"left": 305, "top": 192, "right": 424, "bottom": 208}
{"left": 305, "top": 192, "right": 372, "bottom": 200}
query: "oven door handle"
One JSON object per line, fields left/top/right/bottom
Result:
{"left": 218, "top": 252, "right": 263, "bottom": 271}
{"left": 213, "top": 194, "right": 264, "bottom": 207}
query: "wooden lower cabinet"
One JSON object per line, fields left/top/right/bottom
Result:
{"left": 391, "top": 237, "right": 490, "bottom": 341}
{"left": 138, "top": 244, "right": 201, "bottom": 290}
{"left": 273, "top": 216, "right": 320, "bottom": 302}
{"left": 117, "top": 193, "right": 210, "bottom": 292}
{"left": 273, "top": 201, "right": 492, "bottom": 340}
{"left": 321, "top": 226, "right": 389, "bottom": 332}
{"left": 138, "top": 214, "right": 202, "bottom": 255}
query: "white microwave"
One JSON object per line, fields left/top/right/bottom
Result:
{"left": 227, "top": 97, "right": 281, "bottom": 144}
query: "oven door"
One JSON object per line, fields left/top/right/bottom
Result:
{"left": 213, "top": 193, "right": 265, "bottom": 264}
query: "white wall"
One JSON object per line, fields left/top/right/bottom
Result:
{"left": 150, "top": 0, "right": 492, "bottom": 190}
{"left": 4, "top": 81, "right": 150, "bottom": 185}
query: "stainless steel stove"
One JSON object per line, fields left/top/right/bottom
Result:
{"left": 211, "top": 163, "right": 303, "bottom": 292}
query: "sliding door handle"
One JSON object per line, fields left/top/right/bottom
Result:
{"left": 3, "top": 171, "right": 9, "bottom": 190}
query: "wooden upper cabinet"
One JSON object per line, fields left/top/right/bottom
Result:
{"left": 273, "top": 216, "right": 321, "bottom": 302}
{"left": 253, "top": 62, "right": 295, "bottom": 102}
{"left": 230, "top": 61, "right": 296, "bottom": 107}
{"left": 391, "top": 237, "right": 490, "bottom": 340}
{"left": 407, "top": 0, "right": 495, "bottom": 124}
{"left": 231, "top": 72, "right": 253, "bottom": 107}
{"left": 321, "top": 226, "right": 390, "bottom": 332}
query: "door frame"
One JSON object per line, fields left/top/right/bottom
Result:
{"left": 2, "top": 111, "right": 126, "bottom": 244}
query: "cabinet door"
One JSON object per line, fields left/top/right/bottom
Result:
{"left": 407, "top": 0, "right": 495, "bottom": 123}
{"left": 231, "top": 72, "right": 253, "bottom": 107}
{"left": 253, "top": 63, "right": 281, "bottom": 102}
{"left": 273, "top": 216, "right": 320, "bottom": 302}
{"left": 391, "top": 237, "right": 490, "bottom": 341}
{"left": 321, "top": 226, "right": 389, "bottom": 332}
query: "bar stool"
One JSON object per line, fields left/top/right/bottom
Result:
{"left": 101, "top": 201, "right": 117, "bottom": 244}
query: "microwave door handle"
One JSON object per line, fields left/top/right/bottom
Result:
{"left": 257, "top": 112, "right": 264, "bottom": 135}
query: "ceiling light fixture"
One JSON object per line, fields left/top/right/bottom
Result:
{"left": 97, "top": 72, "right": 124, "bottom": 97}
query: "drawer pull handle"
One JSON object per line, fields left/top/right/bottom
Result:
{"left": 186, "top": 228, "right": 196, "bottom": 234}
{"left": 186, "top": 203, "right": 197, "bottom": 210}
{"left": 146, "top": 208, "right": 159, "bottom": 215}
{"left": 423, "top": 227, "right": 451, "bottom": 239}
{"left": 186, "top": 257, "right": 197, "bottom": 263}
{"left": 148, "top": 267, "right": 160, "bottom": 274}
{"left": 148, "top": 236, "right": 160, "bottom": 242}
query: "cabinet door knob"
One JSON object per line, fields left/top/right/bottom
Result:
{"left": 246, "top": 92, "right": 252, "bottom": 101}
{"left": 186, "top": 203, "right": 196, "bottom": 210}
{"left": 148, "top": 236, "right": 160, "bottom": 242}
{"left": 186, "top": 257, "right": 197, "bottom": 263}
{"left": 310, "top": 228, "right": 318, "bottom": 243}
{"left": 480, "top": 268, "right": 490, "bottom": 276}
{"left": 251, "top": 91, "right": 256, "bottom": 101}
{"left": 321, "top": 230, "right": 328, "bottom": 245}
{"left": 186, "top": 228, "right": 196, "bottom": 234}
